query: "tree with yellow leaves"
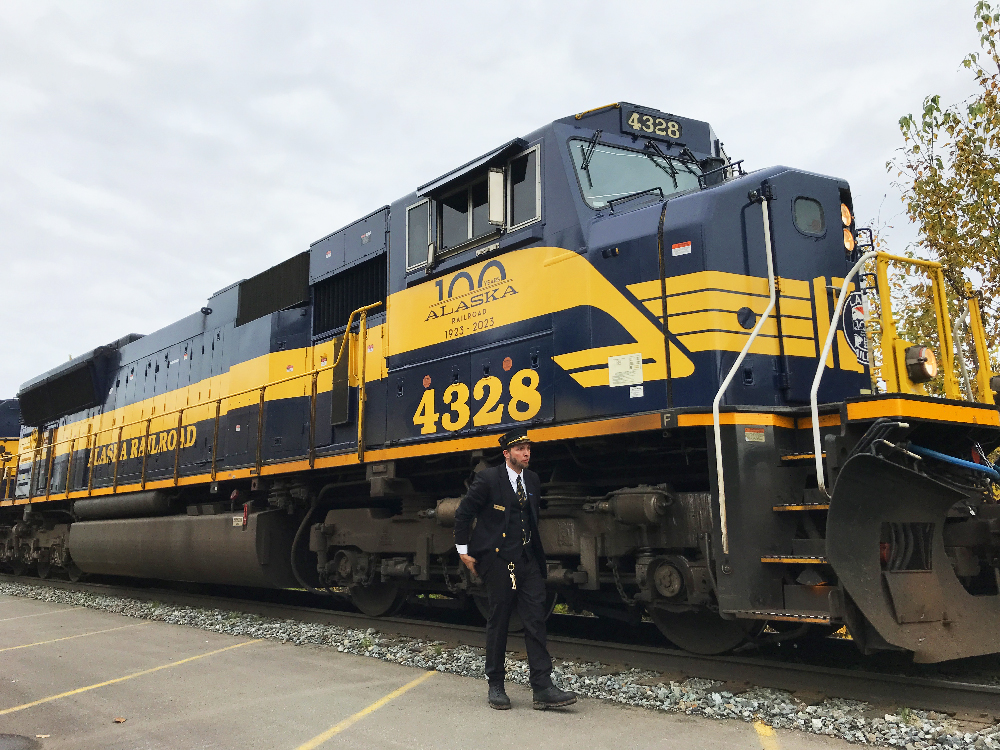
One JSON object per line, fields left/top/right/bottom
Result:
{"left": 889, "top": 1, "right": 1000, "bottom": 393}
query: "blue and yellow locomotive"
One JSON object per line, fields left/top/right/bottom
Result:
{"left": 4, "top": 102, "right": 999, "bottom": 661}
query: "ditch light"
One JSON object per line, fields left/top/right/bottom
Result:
{"left": 905, "top": 345, "right": 938, "bottom": 384}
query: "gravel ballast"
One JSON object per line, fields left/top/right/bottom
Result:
{"left": 2, "top": 581, "right": 999, "bottom": 748}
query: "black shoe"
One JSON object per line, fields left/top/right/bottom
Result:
{"left": 532, "top": 685, "right": 577, "bottom": 709}
{"left": 488, "top": 683, "right": 511, "bottom": 710}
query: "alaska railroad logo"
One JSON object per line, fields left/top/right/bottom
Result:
{"left": 425, "top": 260, "right": 518, "bottom": 322}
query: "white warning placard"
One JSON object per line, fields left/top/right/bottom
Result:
{"left": 608, "top": 353, "right": 643, "bottom": 387}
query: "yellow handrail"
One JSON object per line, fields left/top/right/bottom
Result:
{"left": 575, "top": 103, "right": 620, "bottom": 120}
{"left": 0, "top": 449, "right": 15, "bottom": 499}
{"left": 874, "top": 253, "right": 960, "bottom": 399}
{"left": 966, "top": 283, "right": 996, "bottom": 405}
{"left": 11, "top": 301, "right": 382, "bottom": 501}
{"left": 356, "top": 307, "right": 371, "bottom": 463}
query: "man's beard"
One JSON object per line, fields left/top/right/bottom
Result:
{"left": 509, "top": 455, "right": 529, "bottom": 471}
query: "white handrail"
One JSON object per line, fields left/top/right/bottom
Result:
{"left": 712, "top": 197, "right": 777, "bottom": 556}
{"left": 809, "top": 250, "right": 878, "bottom": 497}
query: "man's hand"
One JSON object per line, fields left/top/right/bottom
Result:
{"left": 459, "top": 553, "right": 477, "bottom": 577}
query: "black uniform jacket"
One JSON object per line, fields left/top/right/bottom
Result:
{"left": 454, "top": 463, "right": 547, "bottom": 578}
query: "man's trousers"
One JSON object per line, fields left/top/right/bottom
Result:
{"left": 482, "top": 549, "right": 553, "bottom": 689}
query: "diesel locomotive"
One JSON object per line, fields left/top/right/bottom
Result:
{"left": 4, "top": 102, "right": 1000, "bottom": 661}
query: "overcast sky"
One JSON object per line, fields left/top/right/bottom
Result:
{"left": 0, "top": 1, "right": 984, "bottom": 397}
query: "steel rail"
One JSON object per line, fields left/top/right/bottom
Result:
{"left": 3, "top": 573, "right": 998, "bottom": 717}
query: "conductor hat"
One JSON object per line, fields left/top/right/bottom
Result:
{"left": 499, "top": 427, "right": 530, "bottom": 450}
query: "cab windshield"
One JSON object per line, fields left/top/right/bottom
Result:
{"left": 569, "top": 139, "right": 702, "bottom": 209}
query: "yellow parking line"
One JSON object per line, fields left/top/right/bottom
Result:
{"left": 754, "top": 721, "right": 781, "bottom": 750}
{"left": 295, "top": 671, "right": 437, "bottom": 750}
{"left": 0, "top": 608, "right": 78, "bottom": 622}
{"left": 0, "top": 638, "right": 260, "bottom": 716}
{"left": 0, "top": 622, "right": 149, "bottom": 652}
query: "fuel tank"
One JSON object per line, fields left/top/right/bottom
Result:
{"left": 73, "top": 490, "right": 174, "bottom": 520}
{"left": 68, "top": 509, "right": 298, "bottom": 588}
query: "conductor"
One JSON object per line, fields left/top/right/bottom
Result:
{"left": 454, "top": 427, "right": 577, "bottom": 710}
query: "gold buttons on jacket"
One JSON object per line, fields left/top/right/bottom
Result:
{"left": 495, "top": 548, "right": 499, "bottom": 552}
{"left": 502, "top": 533, "right": 506, "bottom": 537}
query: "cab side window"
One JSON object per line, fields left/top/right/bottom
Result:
{"left": 439, "top": 177, "right": 493, "bottom": 252}
{"left": 406, "top": 200, "right": 429, "bottom": 271}
{"left": 509, "top": 147, "right": 540, "bottom": 228}
{"left": 793, "top": 197, "right": 825, "bottom": 236}
{"left": 405, "top": 143, "right": 542, "bottom": 276}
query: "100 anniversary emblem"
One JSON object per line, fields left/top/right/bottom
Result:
{"left": 426, "top": 260, "right": 517, "bottom": 341}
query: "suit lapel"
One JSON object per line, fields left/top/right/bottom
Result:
{"left": 526, "top": 472, "right": 539, "bottom": 523}
{"left": 496, "top": 465, "right": 515, "bottom": 521}
{"left": 498, "top": 465, "right": 516, "bottom": 509}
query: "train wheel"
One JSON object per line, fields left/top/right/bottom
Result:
{"left": 10, "top": 561, "right": 25, "bottom": 577}
{"left": 650, "top": 607, "right": 752, "bottom": 654}
{"left": 36, "top": 560, "right": 51, "bottom": 579}
{"left": 351, "top": 582, "right": 406, "bottom": 617}
{"left": 66, "top": 561, "right": 86, "bottom": 583}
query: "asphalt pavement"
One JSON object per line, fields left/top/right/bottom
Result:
{"left": 0, "top": 593, "right": 855, "bottom": 750}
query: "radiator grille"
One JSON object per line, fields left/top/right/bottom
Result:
{"left": 236, "top": 252, "right": 310, "bottom": 327}
{"left": 313, "top": 255, "right": 387, "bottom": 337}
{"left": 18, "top": 363, "right": 99, "bottom": 426}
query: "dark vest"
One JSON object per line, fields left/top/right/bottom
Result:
{"left": 498, "top": 473, "right": 533, "bottom": 562}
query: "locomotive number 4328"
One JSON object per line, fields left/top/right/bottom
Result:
{"left": 625, "top": 111, "right": 681, "bottom": 139}
{"left": 413, "top": 369, "right": 541, "bottom": 434}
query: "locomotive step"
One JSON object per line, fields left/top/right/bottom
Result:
{"left": 779, "top": 452, "right": 825, "bottom": 462}
{"left": 772, "top": 503, "right": 830, "bottom": 511}
{"left": 760, "top": 555, "right": 829, "bottom": 564}
{"left": 727, "top": 610, "right": 832, "bottom": 624}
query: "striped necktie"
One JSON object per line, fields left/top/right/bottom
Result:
{"left": 516, "top": 475, "right": 529, "bottom": 545}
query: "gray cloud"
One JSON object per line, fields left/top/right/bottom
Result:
{"left": 0, "top": 0, "right": 983, "bottom": 395}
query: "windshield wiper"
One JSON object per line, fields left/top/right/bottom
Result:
{"left": 579, "top": 129, "right": 603, "bottom": 188}
{"left": 678, "top": 146, "right": 702, "bottom": 178}
{"left": 606, "top": 186, "right": 665, "bottom": 211}
{"left": 645, "top": 140, "right": 703, "bottom": 188}
{"left": 643, "top": 141, "right": 679, "bottom": 189}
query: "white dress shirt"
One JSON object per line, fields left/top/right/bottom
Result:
{"left": 505, "top": 463, "right": 524, "bottom": 496}
{"left": 456, "top": 463, "right": 523, "bottom": 555}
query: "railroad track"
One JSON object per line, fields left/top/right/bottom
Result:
{"left": 2, "top": 573, "right": 998, "bottom": 719}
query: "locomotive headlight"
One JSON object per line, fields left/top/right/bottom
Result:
{"left": 843, "top": 228, "right": 856, "bottom": 253}
{"left": 905, "top": 345, "right": 938, "bottom": 383}
{"left": 841, "top": 202, "right": 853, "bottom": 227}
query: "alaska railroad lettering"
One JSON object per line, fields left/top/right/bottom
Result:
{"left": 89, "top": 426, "right": 198, "bottom": 467}
{"left": 423, "top": 285, "right": 518, "bottom": 321}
